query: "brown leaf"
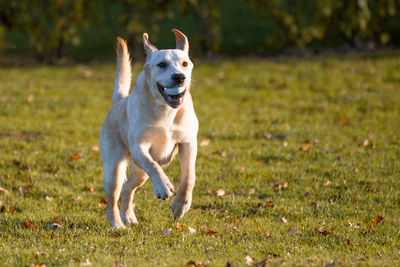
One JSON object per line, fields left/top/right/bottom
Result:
{"left": 83, "top": 185, "right": 94, "bottom": 193}
{"left": 185, "top": 260, "right": 209, "bottom": 267}
{"left": 345, "top": 239, "right": 351, "bottom": 246}
{"left": 300, "top": 144, "right": 310, "bottom": 152}
{"left": 202, "top": 229, "right": 219, "bottom": 236}
{"left": 176, "top": 223, "right": 184, "bottom": 231}
{"left": 52, "top": 217, "right": 62, "bottom": 223}
{"left": 24, "top": 220, "right": 35, "bottom": 229}
{"left": 371, "top": 215, "right": 384, "bottom": 224}
{"left": 69, "top": 153, "right": 81, "bottom": 161}
{"left": 9, "top": 206, "right": 17, "bottom": 214}
{"left": 26, "top": 183, "right": 34, "bottom": 189}
{"left": 98, "top": 197, "right": 107, "bottom": 207}
{"left": 264, "top": 200, "right": 274, "bottom": 208}
{"left": 0, "top": 205, "right": 5, "bottom": 213}
{"left": 276, "top": 82, "right": 287, "bottom": 89}
{"left": 0, "top": 187, "right": 9, "bottom": 194}
{"left": 315, "top": 227, "right": 333, "bottom": 236}
{"left": 199, "top": 138, "right": 210, "bottom": 147}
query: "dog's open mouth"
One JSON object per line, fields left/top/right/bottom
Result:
{"left": 157, "top": 83, "right": 186, "bottom": 108}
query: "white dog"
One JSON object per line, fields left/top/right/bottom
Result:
{"left": 100, "top": 29, "right": 198, "bottom": 228}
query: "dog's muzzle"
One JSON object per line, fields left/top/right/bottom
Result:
{"left": 157, "top": 83, "right": 186, "bottom": 108}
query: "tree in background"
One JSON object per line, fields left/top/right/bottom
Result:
{"left": 1, "top": 0, "right": 400, "bottom": 62}
{"left": 0, "top": 0, "right": 95, "bottom": 62}
{"left": 176, "top": 0, "right": 221, "bottom": 58}
{"left": 247, "top": 0, "right": 400, "bottom": 50}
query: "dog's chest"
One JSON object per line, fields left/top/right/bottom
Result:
{"left": 146, "top": 127, "right": 179, "bottom": 165}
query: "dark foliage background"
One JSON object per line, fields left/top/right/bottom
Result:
{"left": 0, "top": 0, "right": 399, "bottom": 63}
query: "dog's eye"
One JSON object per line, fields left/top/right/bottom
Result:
{"left": 157, "top": 62, "right": 167, "bottom": 68}
{"left": 182, "top": 61, "right": 188, "bottom": 67}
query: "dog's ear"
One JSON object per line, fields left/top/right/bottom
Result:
{"left": 172, "top": 29, "right": 188, "bottom": 53}
{"left": 143, "top": 33, "right": 158, "bottom": 55}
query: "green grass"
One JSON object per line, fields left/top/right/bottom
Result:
{"left": 0, "top": 52, "right": 400, "bottom": 266}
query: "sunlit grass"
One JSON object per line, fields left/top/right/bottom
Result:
{"left": 0, "top": 52, "right": 399, "bottom": 266}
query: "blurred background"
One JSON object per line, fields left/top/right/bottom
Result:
{"left": 0, "top": 0, "right": 400, "bottom": 64}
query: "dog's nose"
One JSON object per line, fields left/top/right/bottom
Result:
{"left": 171, "top": 73, "right": 186, "bottom": 84}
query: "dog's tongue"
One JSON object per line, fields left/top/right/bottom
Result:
{"left": 166, "top": 86, "right": 185, "bottom": 96}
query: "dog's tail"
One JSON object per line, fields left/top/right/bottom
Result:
{"left": 112, "top": 37, "right": 132, "bottom": 105}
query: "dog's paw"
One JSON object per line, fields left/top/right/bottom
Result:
{"left": 152, "top": 178, "right": 175, "bottom": 200}
{"left": 111, "top": 221, "right": 127, "bottom": 229}
{"left": 121, "top": 211, "right": 138, "bottom": 225}
{"left": 170, "top": 197, "right": 191, "bottom": 219}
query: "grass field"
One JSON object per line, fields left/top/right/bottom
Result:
{"left": 0, "top": 52, "right": 400, "bottom": 266}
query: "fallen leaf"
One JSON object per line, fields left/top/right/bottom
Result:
{"left": 185, "top": 260, "right": 208, "bottom": 267}
{"left": 281, "top": 217, "right": 288, "bottom": 224}
{"left": 83, "top": 185, "right": 94, "bottom": 193}
{"left": 264, "top": 200, "right": 274, "bottom": 208}
{"left": 45, "top": 196, "right": 54, "bottom": 201}
{"left": 216, "top": 189, "right": 225, "bottom": 196}
{"left": 27, "top": 183, "right": 34, "bottom": 189}
{"left": 176, "top": 223, "right": 184, "bottom": 231}
{"left": 248, "top": 188, "right": 255, "bottom": 195}
{"left": 98, "top": 197, "right": 107, "bottom": 207}
{"left": 315, "top": 227, "right": 333, "bottom": 236}
{"left": 24, "top": 220, "right": 35, "bottom": 229}
{"left": 69, "top": 153, "right": 81, "bottom": 161}
{"left": 161, "top": 228, "right": 172, "bottom": 235}
{"left": 202, "top": 229, "right": 219, "bottom": 236}
{"left": 52, "top": 217, "right": 62, "bottom": 223}
{"left": 345, "top": 239, "right": 351, "bottom": 246}
{"left": 188, "top": 227, "right": 196, "bottom": 234}
{"left": 311, "top": 202, "right": 318, "bottom": 208}
{"left": 300, "top": 144, "right": 310, "bottom": 152}
{"left": 371, "top": 215, "right": 384, "bottom": 224}
{"left": 9, "top": 206, "right": 17, "bottom": 214}
{"left": 0, "top": 187, "right": 9, "bottom": 194}
{"left": 199, "top": 138, "right": 210, "bottom": 147}
{"left": 91, "top": 145, "right": 100, "bottom": 152}
{"left": 276, "top": 82, "right": 287, "bottom": 89}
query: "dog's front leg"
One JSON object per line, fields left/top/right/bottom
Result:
{"left": 171, "top": 142, "right": 197, "bottom": 219}
{"left": 131, "top": 145, "right": 175, "bottom": 200}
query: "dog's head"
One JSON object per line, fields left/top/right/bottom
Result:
{"left": 143, "top": 29, "right": 193, "bottom": 109}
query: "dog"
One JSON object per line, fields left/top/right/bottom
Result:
{"left": 100, "top": 29, "right": 198, "bottom": 228}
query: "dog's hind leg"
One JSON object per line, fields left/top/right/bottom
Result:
{"left": 120, "top": 160, "right": 148, "bottom": 225}
{"left": 101, "top": 134, "right": 127, "bottom": 229}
